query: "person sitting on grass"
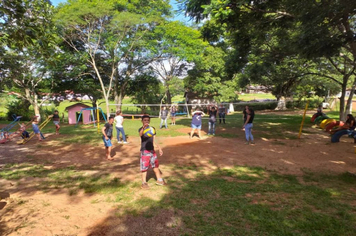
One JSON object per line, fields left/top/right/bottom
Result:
{"left": 102, "top": 116, "right": 115, "bottom": 161}
{"left": 139, "top": 115, "right": 166, "bottom": 189}
{"left": 330, "top": 114, "right": 356, "bottom": 135}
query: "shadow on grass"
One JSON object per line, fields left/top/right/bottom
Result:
{"left": 85, "top": 167, "right": 356, "bottom": 235}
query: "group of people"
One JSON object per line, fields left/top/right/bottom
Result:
{"left": 100, "top": 104, "right": 255, "bottom": 190}
{"left": 189, "top": 104, "right": 255, "bottom": 144}
{"left": 101, "top": 113, "right": 165, "bottom": 189}
{"left": 159, "top": 105, "right": 178, "bottom": 129}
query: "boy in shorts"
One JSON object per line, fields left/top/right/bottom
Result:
{"left": 101, "top": 116, "right": 115, "bottom": 160}
{"left": 139, "top": 115, "right": 165, "bottom": 189}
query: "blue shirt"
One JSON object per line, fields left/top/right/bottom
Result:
{"left": 192, "top": 112, "right": 203, "bottom": 126}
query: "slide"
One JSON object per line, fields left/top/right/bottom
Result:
{"left": 331, "top": 129, "right": 356, "bottom": 143}
{"left": 325, "top": 121, "right": 344, "bottom": 132}
{"left": 320, "top": 119, "right": 336, "bottom": 129}
{"left": 18, "top": 116, "right": 51, "bottom": 145}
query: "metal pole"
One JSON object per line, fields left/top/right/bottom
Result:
{"left": 298, "top": 100, "right": 310, "bottom": 139}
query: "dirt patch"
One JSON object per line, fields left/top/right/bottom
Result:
{"left": 1, "top": 116, "right": 356, "bottom": 235}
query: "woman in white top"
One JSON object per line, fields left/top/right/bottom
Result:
{"left": 114, "top": 111, "right": 128, "bottom": 144}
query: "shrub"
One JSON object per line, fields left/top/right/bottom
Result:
{"left": 234, "top": 102, "right": 278, "bottom": 112}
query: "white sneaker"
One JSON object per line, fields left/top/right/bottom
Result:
{"left": 123, "top": 141, "right": 129, "bottom": 144}
{"left": 118, "top": 141, "right": 122, "bottom": 144}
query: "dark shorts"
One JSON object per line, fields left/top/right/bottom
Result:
{"left": 102, "top": 137, "right": 112, "bottom": 147}
{"left": 140, "top": 150, "right": 159, "bottom": 172}
{"left": 171, "top": 113, "right": 176, "bottom": 117}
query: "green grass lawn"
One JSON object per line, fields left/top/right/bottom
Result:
{"left": 2, "top": 110, "right": 356, "bottom": 234}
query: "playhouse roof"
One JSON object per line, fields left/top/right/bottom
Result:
{"left": 65, "top": 103, "right": 91, "bottom": 111}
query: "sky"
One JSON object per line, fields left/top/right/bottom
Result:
{"left": 50, "top": 0, "right": 190, "bottom": 23}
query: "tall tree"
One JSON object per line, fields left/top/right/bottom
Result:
{"left": 181, "top": 0, "right": 356, "bottom": 119}
{"left": 55, "top": 0, "right": 170, "bottom": 116}
{"left": 0, "top": 0, "right": 56, "bottom": 119}
{"left": 150, "top": 21, "right": 207, "bottom": 105}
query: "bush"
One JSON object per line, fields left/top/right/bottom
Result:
{"left": 233, "top": 102, "right": 278, "bottom": 112}
{"left": 6, "top": 100, "right": 32, "bottom": 121}
{"left": 286, "top": 98, "right": 321, "bottom": 110}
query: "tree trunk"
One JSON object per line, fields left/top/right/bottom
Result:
{"left": 275, "top": 96, "right": 287, "bottom": 110}
{"left": 338, "top": 76, "right": 348, "bottom": 121}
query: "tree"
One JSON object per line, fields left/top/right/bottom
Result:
{"left": 0, "top": 0, "right": 57, "bottom": 119}
{"left": 150, "top": 21, "right": 208, "bottom": 105}
{"left": 181, "top": 0, "right": 356, "bottom": 119}
{"left": 184, "top": 45, "right": 238, "bottom": 103}
{"left": 55, "top": 0, "right": 170, "bottom": 116}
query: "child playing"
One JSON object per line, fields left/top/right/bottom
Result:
{"left": 52, "top": 110, "right": 60, "bottom": 135}
{"left": 159, "top": 106, "right": 168, "bottom": 129}
{"left": 19, "top": 123, "right": 29, "bottom": 139}
{"left": 190, "top": 108, "right": 205, "bottom": 139}
{"left": 170, "top": 105, "right": 177, "bottom": 125}
{"left": 102, "top": 116, "right": 115, "bottom": 160}
{"left": 208, "top": 105, "right": 217, "bottom": 135}
{"left": 139, "top": 115, "right": 165, "bottom": 189}
{"left": 32, "top": 116, "right": 43, "bottom": 141}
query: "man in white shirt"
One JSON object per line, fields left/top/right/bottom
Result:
{"left": 114, "top": 111, "right": 129, "bottom": 144}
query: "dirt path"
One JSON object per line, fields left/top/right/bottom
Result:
{"left": 1, "top": 120, "right": 356, "bottom": 235}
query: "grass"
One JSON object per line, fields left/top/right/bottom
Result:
{"left": 3, "top": 162, "right": 354, "bottom": 235}
{"left": 4, "top": 108, "right": 354, "bottom": 234}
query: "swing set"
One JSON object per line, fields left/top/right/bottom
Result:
{"left": 76, "top": 107, "right": 107, "bottom": 133}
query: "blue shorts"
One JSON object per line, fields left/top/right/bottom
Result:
{"left": 33, "top": 126, "right": 40, "bottom": 134}
{"left": 191, "top": 124, "right": 201, "bottom": 130}
{"left": 54, "top": 121, "right": 60, "bottom": 126}
{"left": 102, "top": 137, "right": 112, "bottom": 147}
{"left": 171, "top": 113, "right": 176, "bottom": 117}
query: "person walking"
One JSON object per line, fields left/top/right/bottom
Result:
{"left": 242, "top": 107, "right": 255, "bottom": 145}
{"left": 114, "top": 111, "right": 129, "bottom": 144}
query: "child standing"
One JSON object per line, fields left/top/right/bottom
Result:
{"left": 114, "top": 111, "right": 128, "bottom": 144}
{"left": 139, "top": 115, "right": 165, "bottom": 189}
{"left": 52, "top": 110, "right": 60, "bottom": 135}
{"left": 242, "top": 107, "right": 255, "bottom": 145}
{"left": 160, "top": 106, "right": 168, "bottom": 129}
{"left": 190, "top": 108, "right": 205, "bottom": 139}
{"left": 170, "top": 105, "right": 177, "bottom": 125}
{"left": 102, "top": 116, "right": 115, "bottom": 160}
{"left": 208, "top": 105, "right": 217, "bottom": 135}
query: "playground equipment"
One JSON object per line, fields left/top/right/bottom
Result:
{"left": 18, "top": 116, "right": 52, "bottom": 145}
{"left": 325, "top": 121, "right": 344, "bottom": 132}
{"left": 76, "top": 107, "right": 107, "bottom": 126}
{"left": 0, "top": 115, "right": 22, "bottom": 143}
{"left": 319, "top": 119, "right": 336, "bottom": 129}
{"left": 0, "top": 115, "right": 22, "bottom": 133}
{"left": 331, "top": 129, "right": 356, "bottom": 143}
{"left": 314, "top": 115, "right": 329, "bottom": 125}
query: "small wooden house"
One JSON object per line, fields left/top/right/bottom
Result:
{"left": 65, "top": 103, "right": 91, "bottom": 124}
